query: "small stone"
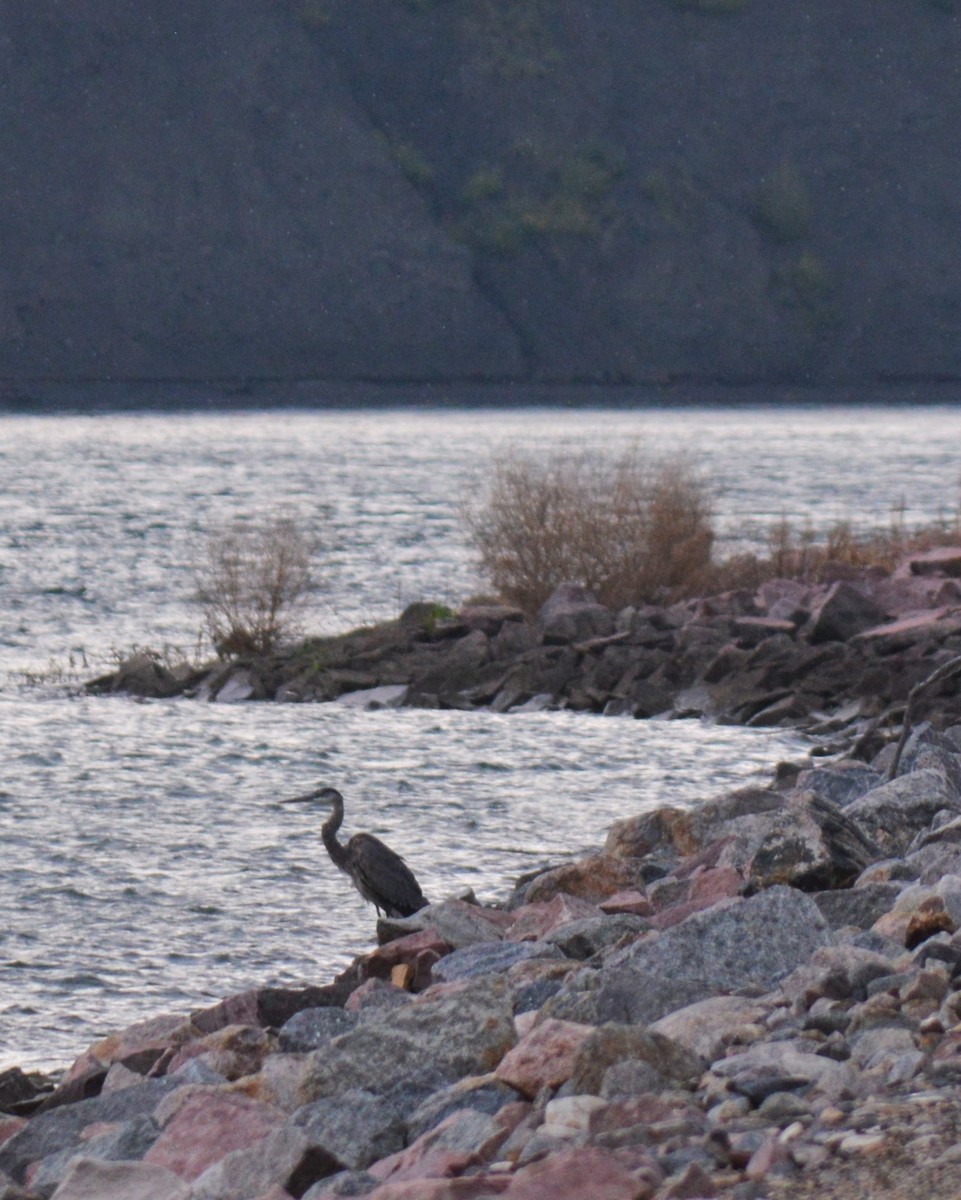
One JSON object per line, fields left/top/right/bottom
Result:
{"left": 494, "top": 1019, "right": 594, "bottom": 1099}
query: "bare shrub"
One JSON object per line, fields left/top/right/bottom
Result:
{"left": 464, "top": 448, "right": 714, "bottom": 613}
{"left": 197, "top": 515, "right": 315, "bottom": 656}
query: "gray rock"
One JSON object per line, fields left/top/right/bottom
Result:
{"left": 746, "top": 792, "right": 881, "bottom": 891}
{"left": 279, "top": 1007, "right": 357, "bottom": 1053}
{"left": 567, "top": 1023, "right": 703, "bottom": 1095}
{"left": 541, "top": 913, "right": 651, "bottom": 960}
{"left": 377, "top": 898, "right": 504, "bottom": 949}
{"left": 710, "top": 1041, "right": 857, "bottom": 1102}
{"left": 45, "top": 1159, "right": 189, "bottom": 1200}
{"left": 806, "top": 582, "right": 885, "bottom": 644}
{"left": 29, "top": 1115, "right": 160, "bottom": 1198}
{"left": 430, "top": 941, "right": 560, "bottom": 984}
{"left": 588, "top": 886, "right": 833, "bottom": 1026}
{"left": 295, "top": 977, "right": 516, "bottom": 1103}
{"left": 291, "top": 1089, "right": 406, "bottom": 1172}
{"left": 189, "top": 1125, "right": 335, "bottom": 1200}
{"left": 813, "top": 882, "right": 905, "bottom": 930}
{"left": 846, "top": 769, "right": 960, "bottom": 855}
{"left": 0, "top": 1078, "right": 179, "bottom": 1184}
{"left": 405, "top": 1075, "right": 519, "bottom": 1143}
{"left": 302, "top": 1170, "right": 379, "bottom": 1198}
{"left": 796, "top": 763, "right": 885, "bottom": 807}
{"left": 537, "top": 584, "right": 614, "bottom": 645}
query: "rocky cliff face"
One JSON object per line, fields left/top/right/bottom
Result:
{"left": 1, "top": 1, "right": 959, "bottom": 387}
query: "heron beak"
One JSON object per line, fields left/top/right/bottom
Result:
{"left": 279, "top": 792, "right": 317, "bottom": 805}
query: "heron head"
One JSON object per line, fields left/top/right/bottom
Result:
{"left": 280, "top": 785, "right": 343, "bottom": 807}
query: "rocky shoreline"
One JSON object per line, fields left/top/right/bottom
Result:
{"left": 5, "top": 547, "right": 961, "bottom": 1197}
{"left": 7, "top": 713, "right": 961, "bottom": 1197}
{"left": 91, "top": 546, "right": 961, "bottom": 759}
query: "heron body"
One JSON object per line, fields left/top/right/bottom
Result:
{"left": 283, "top": 785, "right": 428, "bottom": 919}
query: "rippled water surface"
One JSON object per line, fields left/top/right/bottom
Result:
{"left": 1, "top": 399, "right": 959, "bottom": 1070}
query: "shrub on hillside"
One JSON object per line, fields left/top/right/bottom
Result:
{"left": 196, "top": 515, "right": 315, "bottom": 657}
{"left": 464, "top": 448, "right": 714, "bottom": 614}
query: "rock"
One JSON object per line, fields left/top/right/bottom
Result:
{"left": 364, "top": 929, "right": 452, "bottom": 993}
{"left": 48, "top": 1159, "right": 189, "bottom": 1200}
{"left": 541, "top": 914, "right": 651, "bottom": 960}
{"left": 366, "top": 1108, "right": 504, "bottom": 1187}
{"left": 278, "top": 1008, "right": 357, "bottom": 1054}
{"left": 30, "top": 1114, "right": 161, "bottom": 1196}
{"left": 906, "top": 546, "right": 961, "bottom": 577}
{"left": 604, "top": 807, "right": 697, "bottom": 862}
{"left": 598, "top": 891, "right": 654, "bottom": 917}
{"left": 87, "top": 653, "right": 184, "bottom": 700}
{"left": 796, "top": 762, "right": 885, "bottom": 807}
{"left": 164, "top": 1024, "right": 278, "bottom": 1081}
{"left": 144, "top": 1090, "right": 283, "bottom": 1181}
{"left": 710, "top": 1041, "right": 857, "bottom": 1102}
{"left": 537, "top": 584, "right": 614, "bottom": 645}
{"left": 431, "top": 942, "right": 561, "bottom": 984}
{"left": 291, "top": 1090, "right": 408, "bottom": 1172}
{"left": 589, "top": 886, "right": 833, "bottom": 1026}
{"left": 405, "top": 1076, "right": 520, "bottom": 1143}
{"left": 494, "top": 1020, "right": 595, "bottom": 1099}
{"left": 522, "top": 857, "right": 641, "bottom": 906}
{"left": 566, "top": 1024, "right": 703, "bottom": 1095}
{"left": 191, "top": 985, "right": 349, "bottom": 1036}
{"left": 541, "top": 1095, "right": 608, "bottom": 1139}
{"left": 334, "top": 685, "right": 408, "bottom": 710}
{"left": 507, "top": 895, "right": 604, "bottom": 941}
{"left": 872, "top": 875, "right": 961, "bottom": 946}
{"left": 648, "top": 996, "right": 771, "bottom": 1062}
{"left": 845, "top": 769, "right": 960, "bottom": 856}
{"left": 377, "top": 900, "right": 504, "bottom": 949}
{"left": 813, "top": 881, "right": 905, "bottom": 930}
{"left": 746, "top": 791, "right": 880, "bottom": 891}
{"left": 0, "top": 1079, "right": 179, "bottom": 1184}
{"left": 806, "top": 582, "right": 885, "bottom": 643}
{"left": 286, "top": 978, "right": 516, "bottom": 1106}
{"left": 188, "top": 1125, "right": 333, "bottom": 1200}
{"left": 500, "top": 1146, "right": 643, "bottom": 1199}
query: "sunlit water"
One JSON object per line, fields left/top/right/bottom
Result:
{"left": 1, "top": 399, "right": 958, "bottom": 1070}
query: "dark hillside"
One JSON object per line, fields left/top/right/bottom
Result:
{"left": 1, "top": 1, "right": 959, "bottom": 388}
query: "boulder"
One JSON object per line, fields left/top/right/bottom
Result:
{"left": 493, "top": 1019, "right": 594, "bottom": 1099}
{"left": 806, "top": 582, "right": 885, "bottom": 644}
{"left": 845, "top": 769, "right": 960, "bottom": 856}
{"left": 906, "top": 546, "right": 961, "bottom": 577}
{"left": 499, "top": 1146, "right": 644, "bottom": 1200}
{"left": 144, "top": 1090, "right": 283, "bottom": 1182}
{"left": 537, "top": 585, "right": 614, "bottom": 645}
{"left": 521, "top": 856, "right": 641, "bottom": 906}
{"left": 431, "top": 941, "right": 561, "bottom": 984}
{"left": 566, "top": 1024, "right": 703, "bottom": 1095}
{"left": 0, "top": 1079, "right": 180, "bottom": 1184}
{"left": 47, "top": 1159, "right": 189, "bottom": 1200}
{"left": 291, "top": 1090, "right": 409, "bottom": 1173}
{"left": 746, "top": 792, "right": 881, "bottom": 892}
{"left": 286, "top": 979, "right": 516, "bottom": 1105}
{"left": 587, "top": 886, "right": 833, "bottom": 1026}
{"left": 278, "top": 1008, "right": 357, "bottom": 1054}
{"left": 648, "top": 995, "right": 771, "bottom": 1062}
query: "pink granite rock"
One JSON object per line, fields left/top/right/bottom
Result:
{"left": 48, "top": 1158, "right": 190, "bottom": 1200}
{"left": 506, "top": 894, "right": 602, "bottom": 942}
{"left": 523, "top": 856, "right": 641, "bottom": 905}
{"left": 599, "top": 889, "right": 655, "bottom": 917}
{"left": 145, "top": 1089, "right": 284, "bottom": 1180}
{"left": 494, "top": 1019, "right": 594, "bottom": 1098}
{"left": 502, "top": 1146, "right": 647, "bottom": 1199}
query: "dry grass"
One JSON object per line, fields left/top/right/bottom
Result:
{"left": 463, "top": 448, "right": 714, "bottom": 613}
{"left": 196, "top": 515, "right": 315, "bottom": 656}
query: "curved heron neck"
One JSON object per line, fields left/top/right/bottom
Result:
{"left": 321, "top": 796, "right": 349, "bottom": 869}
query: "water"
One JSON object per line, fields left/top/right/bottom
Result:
{"left": 1, "top": 399, "right": 958, "bottom": 1071}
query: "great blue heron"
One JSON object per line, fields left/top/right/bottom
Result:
{"left": 281, "top": 785, "right": 428, "bottom": 919}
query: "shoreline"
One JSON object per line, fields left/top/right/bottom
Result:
{"left": 4, "top": 717, "right": 961, "bottom": 1196}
